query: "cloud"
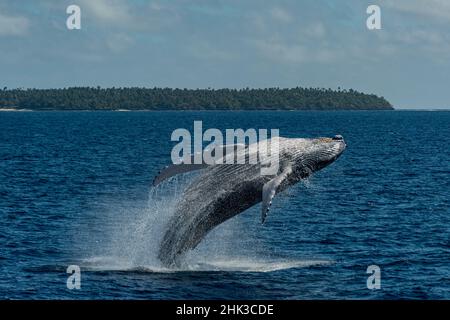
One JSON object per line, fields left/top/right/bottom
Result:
{"left": 0, "top": 0, "right": 449, "bottom": 108}
{"left": 302, "top": 22, "right": 326, "bottom": 39}
{"left": 106, "top": 33, "right": 134, "bottom": 53}
{"left": 270, "top": 7, "right": 293, "bottom": 24}
{"left": 0, "top": 13, "right": 29, "bottom": 36}
{"left": 187, "top": 40, "right": 237, "bottom": 61}
{"left": 78, "top": 0, "right": 132, "bottom": 24}
{"left": 382, "top": 0, "right": 450, "bottom": 22}
{"left": 400, "top": 30, "right": 446, "bottom": 46}
{"left": 249, "top": 12, "right": 331, "bottom": 64}
{"left": 254, "top": 37, "right": 336, "bottom": 64}
{"left": 384, "top": 29, "right": 450, "bottom": 60}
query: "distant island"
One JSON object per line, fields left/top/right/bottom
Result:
{"left": 0, "top": 87, "right": 393, "bottom": 111}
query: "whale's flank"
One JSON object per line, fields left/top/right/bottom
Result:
{"left": 155, "top": 136, "right": 346, "bottom": 267}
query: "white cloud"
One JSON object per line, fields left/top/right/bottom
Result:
{"left": 249, "top": 16, "right": 331, "bottom": 64}
{"left": 303, "top": 22, "right": 326, "bottom": 39}
{"left": 255, "top": 40, "right": 306, "bottom": 63}
{"left": 382, "top": 0, "right": 450, "bottom": 22}
{"left": 270, "top": 7, "right": 293, "bottom": 24}
{"left": 248, "top": 7, "right": 293, "bottom": 32}
{"left": 79, "top": 0, "right": 132, "bottom": 24}
{"left": 396, "top": 29, "right": 450, "bottom": 58}
{"left": 400, "top": 29, "right": 445, "bottom": 45}
{"left": 75, "top": 0, "right": 182, "bottom": 32}
{"left": 188, "top": 40, "right": 236, "bottom": 61}
{"left": 106, "top": 33, "right": 134, "bottom": 53}
{"left": 0, "top": 13, "right": 29, "bottom": 36}
{"left": 254, "top": 38, "right": 336, "bottom": 64}
{"left": 373, "top": 25, "right": 450, "bottom": 58}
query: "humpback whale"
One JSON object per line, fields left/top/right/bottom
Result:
{"left": 154, "top": 135, "right": 346, "bottom": 267}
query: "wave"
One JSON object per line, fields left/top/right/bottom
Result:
{"left": 74, "top": 174, "right": 331, "bottom": 274}
{"left": 78, "top": 255, "right": 332, "bottom": 273}
{"left": 0, "top": 108, "right": 32, "bottom": 112}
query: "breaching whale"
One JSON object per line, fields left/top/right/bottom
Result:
{"left": 154, "top": 135, "right": 346, "bottom": 267}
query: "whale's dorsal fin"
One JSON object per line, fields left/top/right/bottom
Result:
{"left": 153, "top": 143, "right": 246, "bottom": 186}
{"left": 261, "top": 166, "right": 293, "bottom": 223}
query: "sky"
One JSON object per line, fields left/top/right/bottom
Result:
{"left": 0, "top": 0, "right": 450, "bottom": 109}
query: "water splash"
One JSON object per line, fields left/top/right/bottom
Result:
{"left": 79, "top": 175, "right": 330, "bottom": 273}
{"left": 81, "top": 255, "right": 331, "bottom": 273}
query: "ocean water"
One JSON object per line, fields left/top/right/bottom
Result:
{"left": 0, "top": 110, "right": 449, "bottom": 299}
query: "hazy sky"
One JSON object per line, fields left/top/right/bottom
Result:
{"left": 1, "top": 0, "right": 449, "bottom": 109}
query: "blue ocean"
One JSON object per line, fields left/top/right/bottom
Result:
{"left": 0, "top": 110, "right": 449, "bottom": 299}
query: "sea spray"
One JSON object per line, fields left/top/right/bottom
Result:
{"left": 78, "top": 174, "right": 192, "bottom": 271}
{"left": 79, "top": 173, "right": 328, "bottom": 272}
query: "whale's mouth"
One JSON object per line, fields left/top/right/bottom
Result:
{"left": 335, "top": 140, "right": 346, "bottom": 157}
{"left": 311, "top": 137, "right": 346, "bottom": 171}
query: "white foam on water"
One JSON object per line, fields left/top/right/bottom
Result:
{"left": 80, "top": 255, "right": 331, "bottom": 273}
{"left": 180, "top": 258, "right": 332, "bottom": 273}
{"left": 79, "top": 174, "right": 331, "bottom": 273}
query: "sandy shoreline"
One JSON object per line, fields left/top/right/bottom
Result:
{"left": 0, "top": 108, "right": 32, "bottom": 112}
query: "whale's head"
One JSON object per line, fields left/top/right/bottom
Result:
{"left": 287, "top": 135, "right": 346, "bottom": 177}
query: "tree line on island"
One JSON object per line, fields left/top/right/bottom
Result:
{"left": 0, "top": 87, "right": 393, "bottom": 110}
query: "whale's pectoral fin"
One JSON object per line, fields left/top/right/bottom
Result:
{"left": 261, "top": 166, "right": 293, "bottom": 223}
{"left": 153, "top": 143, "right": 246, "bottom": 186}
